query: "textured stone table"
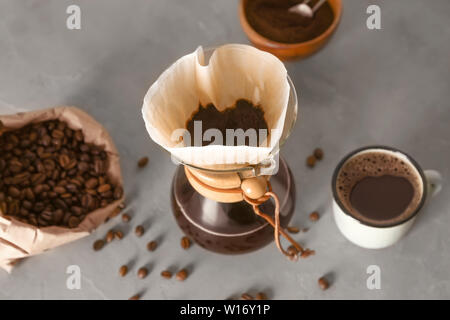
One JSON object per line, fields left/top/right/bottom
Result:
{"left": 0, "top": 0, "right": 449, "bottom": 299}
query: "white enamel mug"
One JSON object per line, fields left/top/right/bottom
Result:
{"left": 332, "top": 146, "right": 443, "bottom": 249}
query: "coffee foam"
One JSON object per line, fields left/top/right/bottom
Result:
{"left": 335, "top": 149, "right": 423, "bottom": 227}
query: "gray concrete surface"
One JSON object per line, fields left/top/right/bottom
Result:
{"left": 0, "top": 0, "right": 449, "bottom": 299}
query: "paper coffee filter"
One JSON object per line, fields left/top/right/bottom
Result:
{"left": 142, "top": 44, "right": 290, "bottom": 166}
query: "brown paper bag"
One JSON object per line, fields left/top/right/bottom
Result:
{"left": 0, "top": 106, "right": 124, "bottom": 273}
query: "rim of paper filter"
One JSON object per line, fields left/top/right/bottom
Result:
{"left": 178, "top": 46, "right": 298, "bottom": 174}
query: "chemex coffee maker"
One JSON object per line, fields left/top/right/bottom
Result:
{"left": 142, "top": 45, "right": 306, "bottom": 258}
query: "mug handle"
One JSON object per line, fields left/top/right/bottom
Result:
{"left": 424, "top": 169, "right": 443, "bottom": 199}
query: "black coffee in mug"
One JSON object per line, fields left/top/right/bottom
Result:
{"left": 335, "top": 149, "right": 424, "bottom": 227}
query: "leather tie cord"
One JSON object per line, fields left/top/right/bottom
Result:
{"left": 243, "top": 190, "right": 303, "bottom": 256}
{"left": 186, "top": 168, "right": 304, "bottom": 257}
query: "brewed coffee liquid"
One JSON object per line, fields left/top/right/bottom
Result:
{"left": 350, "top": 175, "right": 414, "bottom": 221}
{"left": 185, "top": 99, "right": 268, "bottom": 147}
{"left": 336, "top": 151, "right": 423, "bottom": 227}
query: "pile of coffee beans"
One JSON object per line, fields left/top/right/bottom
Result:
{"left": 0, "top": 119, "right": 123, "bottom": 228}
{"left": 306, "top": 147, "right": 324, "bottom": 168}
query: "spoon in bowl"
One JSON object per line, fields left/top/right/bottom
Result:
{"left": 288, "top": 0, "right": 328, "bottom": 18}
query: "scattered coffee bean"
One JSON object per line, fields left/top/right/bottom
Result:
{"left": 161, "top": 270, "right": 172, "bottom": 279}
{"left": 241, "top": 293, "right": 254, "bottom": 300}
{"left": 255, "top": 292, "right": 268, "bottom": 300}
{"left": 287, "top": 226, "right": 300, "bottom": 234}
{"left": 318, "top": 277, "right": 329, "bottom": 290}
{"left": 106, "top": 230, "right": 115, "bottom": 243}
{"left": 309, "top": 211, "right": 320, "bottom": 221}
{"left": 122, "top": 213, "right": 131, "bottom": 223}
{"left": 176, "top": 269, "right": 188, "bottom": 281}
{"left": 93, "top": 239, "right": 105, "bottom": 251}
{"left": 147, "top": 241, "right": 157, "bottom": 251}
{"left": 137, "top": 157, "right": 149, "bottom": 168}
{"left": 0, "top": 119, "right": 123, "bottom": 228}
{"left": 135, "top": 225, "right": 144, "bottom": 237}
{"left": 119, "top": 265, "right": 128, "bottom": 277}
{"left": 114, "top": 230, "right": 124, "bottom": 240}
{"left": 137, "top": 267, "right": 148, "bottom": 279}
{"left": 306, "top": 155, "right": 316, "bottom": 168}
{"left": 314, "top": 148, "right": 324, "bottom": 160}
{"left": 180, "top": 236, "right": 191, "bottom": 250}
{"left": 128, "top": 294, "right": 140, "bottom": 300}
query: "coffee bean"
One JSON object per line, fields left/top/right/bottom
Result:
{"left": 306, "top": 155, "right": 316, "bottom": 168}
{"left": 161, "top": 270, "right": 172, "bottom": 279}
{"left": 41, "top": 135, "right": 51, "bottom": 147}
{"left": 85, "top": 178, "right": 98, "bottom": 189}
{"left": 22, "top": 200, "right": 33, "bottom": 210}
{"left": 66, "top": 183, "right": 78, "bottom": 193}
{"left": 51, "top": 129, "right": 64, "bottom": 139}
{"left": 147, "top": 241, "right": 157, "bottom": 251}
{"left": 29, "top": 174, "right": 43, "bottom": 187}
{"left": 128, "top": 294, "right": 140, "bottom": 300}
{"left": 97, "top": 184, "right": 111, "bottom": 193}
{"left": 114, "top": 230, "right": 124, "bottom": 240}
{"left": 81, "top": 194, "right": 93, "bottom": 209}
{"left": 74, "top": 130, "right": 83, "bottom": 142}
{"left": 241, "top": 293, "right": 254, "bottom": 300}
{"left": 318, "top": 277, "right": 329, "bottom": 290}
{"left": 137, "top": 157, "right": 148, "bottom": 168}
{"left": 135, "top": 225, "right": 144, "bottom": 237}
{"left": 41, "top": 210, "right": 53, "bottom": 221}
{"left": 137, "top": 267, "right": 148, "bottom": 279}
{"left": 256, "top": 292, "right": 268, "bottom": 300}
{"left": 314, "top": 148, "right": 324, "bottom": 160}
{"left": 122, "top": 213, "right": 131, "bottom": 223}
{"left": 68, "top": 216, "right": 80, "bottom": 228}
{"left": 53, "top": 209, "right": 64, "bottom": 224}
{"left": 309, "top": 211, "right": 320, "bottom": 221}
{"left": 58, "top": 154, "right": 70, "bottom": 168}
{"left": 106, "top": 230, "right": 115, "bottom": 243}
{"left": 180, "top": 236, "right": 191, "bottom": 250}
{"left": 94, "top": 159, "right": 105, "bottom": 175}
{"left": 55, "top": 198, "right": 68, "bottom": 210}
{"left": 93, "top": 239, "right": 105, "bottom": 251}
{"left": 54, "top": 186, "right": 66, "bottom": 194}
{"left": 287, "top": 226, "right": 300, "bottom": 234}
{"left": 113, "top": 186, "right": 124, "bottom": 200}
{"left": 119, "top": 265, "right": 128, "bottom": 277}
{"left": 8, "top": 186, "right": 20, "bottom": 198}
{"left": 175, "top": 269, "right": 188, "bottom": 281}
{"left": 77, "top": 161, "right": 89, "bottom": 172}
